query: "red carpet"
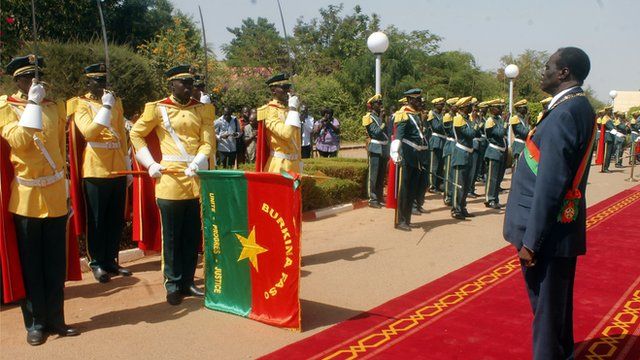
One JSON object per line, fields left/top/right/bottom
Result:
{"left": 262, "top": 185, "right": 640, "bottom": 360}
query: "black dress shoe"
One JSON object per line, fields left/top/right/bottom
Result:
{"left": 181, "top": 284, "right": 204, "bottom": 297}
{"left": 47, "top": 325, "right": 80, "bottom": 337}
{"left": 417, "top": 207, "right": 428, "bottom": 214}
{"left": 462, "top": 209, "right": 475, "bottom": 217}
{"left": 105, "top": 265, "right": 133, "bottom": 277}
{"left": 92, "top": 267, "right": 110, "bottom": 283}
{"left": 443, "top": 198, "right": 452, "bottom": 206}
{"left": 379, "top": 201, "right": 386, "bottom": 207}
{"left": 467, "top": 192, "right": 479, "bottom": 198}
{"left": 166, "top": 291, "right": 183, "bottom": 305}
{"left": 411, "top": 208, "right": 421, "bottom": 215}
{"left": 451, "top": 210, "right": 466, "bottom": 220}
{"left": 427, "top": 187, "right": 436, "bottom": 193}
{"left": 395, "top": 223, "right": 411, "bottom": 231}
{"left": 487, "top": 201, "right": 502, "bottom": 209}
{"left": 368, "top": 201, "right": 382, "bottom": 209}
{"left": 27, "top": 330, "right": 45, "bottom": 346}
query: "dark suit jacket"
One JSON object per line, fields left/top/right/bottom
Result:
{"left": 503, "top": 87, "right": 595, "bottom": 258}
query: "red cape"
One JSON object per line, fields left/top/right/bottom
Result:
{"left": 255, "top": 120, "right": 268, "bottom": 172}
{"left": 386, "top": 122, "right": 398, "bottom": 210}
{"left": 595, "top": 123, "right": 605, "bottom": 165}
{"left": 1, "top": 126, "right": 81, "bottom": 304}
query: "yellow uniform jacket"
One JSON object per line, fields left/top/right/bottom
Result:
{"left": 129, "top": 96, "right": 215, "bottom": 200}
{"left": 68, "top": 93, "right": 128, "bottom": 178}
{"left": 258, "top": 99, "right": 301, "bottom": 174}
{"left": 0, "top": 91, "right": 68, "bottom": 218}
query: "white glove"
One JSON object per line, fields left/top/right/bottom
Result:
{"left": 200, "top": 94, "right": 211, "bottom": 104}
{"left": 610, "top": 129, "right": 619, "bottom": 136}
{"left": 27, "top": 80, "right": 45, "bottom": 104}
{"left": 288, "top": 95, "right": 299, "bottom": 110}
{"left": 390, "top": 139, "right": 401, "bottom": 164}
{"left": 184, "top": 153, "right": 208, "bottom": 177}
{"left": 285, "top": 110, "right": 301, "bottom": 128}
{"left": 102, "top": 90, "right": 116, "bottom": 107}
{"left": 93, "top": 106, "right": 112, "bottom": 127}
{"left": 18, "top": 103, "right": 43, "bottom": 130}
{"left": 135, "top": 146, "right": 164, "bottom": 178}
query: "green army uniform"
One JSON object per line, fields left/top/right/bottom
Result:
{"left": 414, "top": 108, "right": 431, "bottom": 213}
{"left": 601, "top": 109, "right": 615, "bottom": 172}
{"left": 483, "top": 100, "right": 507, "bottom": 208}
{"left": 442, "top": 97, "right": 459, "bottom": 206}
{"left": 613, "top": 114, "right": 627, "bottom": 167}
{"left": 510, "top": 100, "right": 530, "bottom": 164}
{"left": 427, "top": 98, "right": 446, "bottom": 193}
{"left": 363, "top": 94, "right": 389, "bottom": 207}
{"left": 473, "top": 104, "right": 489, "bottom": 186}
{"left": 451, "top": 97, "right": 479, "bottom": 219}
{"left": 392, "top": 89, "right": 428, "bottom": 230}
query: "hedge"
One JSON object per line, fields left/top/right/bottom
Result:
{"left": 237, "top": 157, "right": 368, "bottom": 210}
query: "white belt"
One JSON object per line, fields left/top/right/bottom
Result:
{"left": 163, "top": 154, "right": 196, "bottom": 163}
{"left": 270, "top": 151, "right": 299, "bottom": 160}
{"left": 370, "top": 139, "right": 388, "bottom": 145}
{"left": 446, "top": 137, "right": 455, "bottom": 142}
{"left": 402, "top": 139, "right": 428, "bottom": 151}
{"left": 16, "top": 171, "right": 64, "bottom": 187}
{"left": 473, "top": 137, "right": 483, "bottom": 141}
{"left": 514, "top": 138, "right": 526, "bottom": 144}
{"left": 455, "top": 142, "right": 474, "bottom": 153}
{"left": 488, "top": 143, "right": 506, "bottom": 152}
{"left": 431, "top": 133, "right": 446, "bottom": 139}
{"left": 632, "top": 131, "right": 639, "bottom": 135}
{"left": 87, "top": 141, "right": 120, "bottom": 149}
{"left": 615, "top": 133, "right": 625, "bottom": 138}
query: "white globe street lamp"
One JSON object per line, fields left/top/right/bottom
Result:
{"left": 504, "top": 64, "right": 519, "bottom": 144}
{"left": 367, "top": 32, "right": 389, "bottom": 95}
{"left": 609, "top": 90, "right": 618, "bottom": 108}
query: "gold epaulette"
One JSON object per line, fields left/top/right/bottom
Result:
{"left": 257, "top": 104, "right": 268, "bottom": 122}
{"left": 393, "top": 110, "right": 409, "bottom": 123}
{"left": 362, "top": 113, "right": 372, "bottom": 127}
{"left": 485, "top": 117, "right": 496, "bottom": 129}
{"left": 509, "top": 115, "right": 521, "bottom": 125}
{"left": 66, "top": 97, "right": 79, "bottom": 117}
{"left": 453, "top": 114, "right": 466, "bottom": 127}
{"left": 443, "top": 113, "right": 453, "bottom": 123}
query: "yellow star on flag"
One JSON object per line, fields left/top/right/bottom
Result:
{"left": 235, "top": 226, "right": 268, "bottom": 271}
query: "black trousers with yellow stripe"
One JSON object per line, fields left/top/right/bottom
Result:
{"left": 367, "top": 152, "right": 388, "bottom": 204}
{"left": 13, "top": 214, "right": 67, "bottom": 331}
{"left": 452, "top": 164, "right": 470, "bottom": 213}
{"left": 157, "top": 198, "right": 201, "bottom": 293}
{"left": 429, "top": 147, "right": 444, "bottom": 191}
{"left": 602, "top": 140, "right": 614, "bottom": 171}
{"left": 397, "top": 163, "right": 420, "bottom": 226}
{"left": 84, "top": 177, "right": 126, "bottom": 271}
{"left": 444, "top": 154, "right": 453, "bottom": 203}
{"left": 485, "top": 158, "right": 503, "bottom": 203}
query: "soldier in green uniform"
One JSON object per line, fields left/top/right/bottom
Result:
{"left": 510, "top": 99, "right": 530, "bottom": 166}
{"left": 473, "top": 101, "right": 489, "bottom": 189}
{"left": 362, "top": 94, "right": 389, "bottom": 208}
{"left": 451, "top": 97, "right": 480, "bottom": 219}
{"left": 390, "top": 89, "right": 427, "bottom": 231}
{"left": 601, "top": 106, "right": 615, "bottom": 172}
{"left": 442, "top": 97, "right": 459, "bottom": 206}
{"left": 631, "top": 111, "right": 640, "bottom": 163}
{"left": 613, "top": 111, "right": 628, "bottom": 168}
{"left": 414, "top": 98, "right": 431, "bottom": 214}
{"left": 483, "top": 99, "right": 507, "bottom": 209}
{"left": 427, "top": 97, "right": 446, "bottom": 193}
{"left": 467, "top": 98, "right": 483, "bottom": 197}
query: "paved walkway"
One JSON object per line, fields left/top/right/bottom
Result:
{"left": 0, "top": 164, "right": 636, "bottom": 359}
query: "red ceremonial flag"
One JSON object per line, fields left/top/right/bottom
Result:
{"left": 200, "top": 170, "right": 301, "bottom": 330}
{"left": 595, "top": 123, "right": 605, "bottom": 165}
{"left": 386, "top": 122, "right": 398, "bottom": 209}
{"left": 131, "top": 134, "right": 162, "bottom": 251}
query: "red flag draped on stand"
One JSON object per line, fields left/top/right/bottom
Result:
{"left": 67, "top": 99, "right": 86, "bottom": 239}
{"left": 595, "top": 122, "right": 605, "bottom": 165}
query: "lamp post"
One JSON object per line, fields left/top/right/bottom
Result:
{"left": 505, "top": 64, "right": 519, "bottom": 144}
{"left": 609, "top": 90, "right": 617, "bottom": 107}
{"left": 367, "top": 32, "right": 389, "bottom": 95}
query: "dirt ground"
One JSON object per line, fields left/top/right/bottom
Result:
{"left": 1, "top": 157, "right": 637, "bottom": 359}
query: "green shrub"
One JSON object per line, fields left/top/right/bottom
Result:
{"left": 1, "top": 41, "right": 161, "bottom": 117}
{"left": 301, "top": 177, "right": 361, "bottom": 211}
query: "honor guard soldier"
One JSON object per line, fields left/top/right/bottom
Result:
{"left": 631, "top": 111, "right": 640, "bottom": 163}
{"left": 612, "top": 111, "right": 627, "bottom": 168}
{"left": 600, "top": 105, "right": 615, "bottom": 172}
{"left": 594, "top": 108, "right": 604, "bottom": 151}
{"left": 414, "top": 97, "right": 431, "bottom": 214}
{"left": 468, "top": 98, "right": 484, "bottom": 197}
{"left": 442, "top": 97, "right": 459, "bottom": 206}
{"left": 255, "top": 73, "right": 302, "bottom": 173}
{"left": 483, "top": 99, "right": 508, "bottom": 209}
{"left": 510, "top": 99, "right": 530, "bottom": 164}
{"left": 427, "top": 97, "right": 446, "bottom": 193}
{"left": 473, "top": 101, "right": 489, "bottom": 188}
{"left": 0, "top": 55, "right": 80, "bottom": 345}
{"left": 130, "top": 65, "right": 215, "bottom": 305}
{"left": 390, "top": 89, "right": 427, "bottom": 231}
{"left": 451, "top": 96, "right": 480, "bottom": 219}
{"left": 362, "top": 94, "right": 389, "bottom": 208}
{"left": 68, "top": 63, "right": 132, "bottom": 283}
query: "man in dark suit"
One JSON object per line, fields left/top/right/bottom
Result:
{"left": 503, "top": 47, "right": 595, "bottom": 360}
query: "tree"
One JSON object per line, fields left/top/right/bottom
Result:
{"left": 499, "top": 49, "right": 549, "bottom": 102}
{"left": 222, "top": 18, "right": 289, "bottom": 69}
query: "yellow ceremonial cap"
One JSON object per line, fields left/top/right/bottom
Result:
{"left": 604, "top": 105, "right": 613, "bottom": 110}
{"left": 446, "top": 97, "right": 459, "bottom": 106}
{"left": 455, "top": 96, "right": 473, "bottom": 107}
{"left": 367, "top": 94, "right": 382, "bottom": 104}
{"left": 514, "top": 99, "right": 528, "bottom": 107}
{"left": 477, "top": 101, "right": 488, "bottom": 109}
{"left": 471, "top": 97, "right": 478, "bottom": 104}
{"left": 486, "top": 98, "right": 505, "bottom": 107}
{"left": 431, "top": 97, "right": 445, "bottom": 104}
{"left": 398, "top": 97, "right": 408, "bottom": 104}
{"left": 540, "top": 97, "right": 552, "bottom": 105}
